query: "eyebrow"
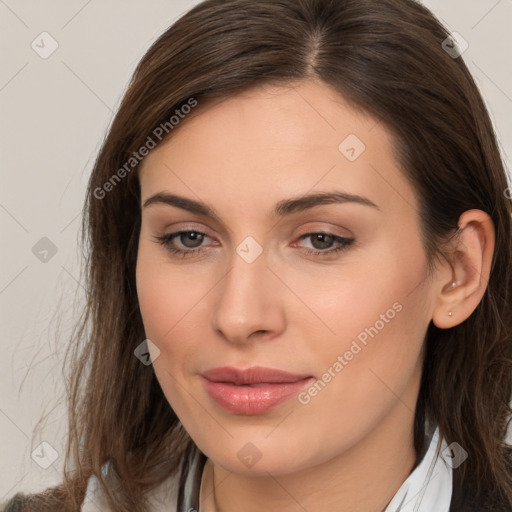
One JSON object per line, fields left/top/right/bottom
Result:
{"left": 142, "top": 191, "right": 380, "bottom": 218}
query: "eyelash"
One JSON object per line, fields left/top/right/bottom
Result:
{"left": 154, "top": 230, "right": 355, "bottom": 259}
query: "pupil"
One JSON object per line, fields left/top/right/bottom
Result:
{"left": 181, "top": 232, "right": 203, "bottom": 248}
{"left": 311, "top": 233, "right": 334, "bottom": 250}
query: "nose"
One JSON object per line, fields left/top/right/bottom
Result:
{"left": 211, "top": 246, "right": 286, "bottom": 345}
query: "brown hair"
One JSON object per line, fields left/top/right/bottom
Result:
{"left": 5, "top": 0, "right": 512, "bottom": 510}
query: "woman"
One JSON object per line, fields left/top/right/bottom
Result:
{"left": 3, "top": 0, "right": 511, "bottom": 510}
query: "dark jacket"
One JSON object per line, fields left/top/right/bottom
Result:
{"left": 449, "top": 462, "right": 512, "bottom": 511}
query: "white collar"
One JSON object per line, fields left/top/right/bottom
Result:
{"left": 384, "top": 425, "right": 453, "bottom": 511}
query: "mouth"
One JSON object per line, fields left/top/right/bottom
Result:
{"left": 201, "top": 366, "right": 315, "bottom": 415}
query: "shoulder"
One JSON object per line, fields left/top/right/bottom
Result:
{"left": 81, "top": 450, "right": 205, "bottom": 512}
{"left": 1, "top": 494, "right": 25, "bottom": 512}
{"left": 1, "top": 471, "right": 183, "bottom": 512}
{"left": 0, "top": 488, "right": 64, "bottom": 512}
{"left": 2, "top": 446, "right": 205, "bottom": 512}
{"left": 1, "top": 464, "right": 183, "bottom": 512}
{"left": 81, "top": 466, "right": 182, "bottom": 511}
{"left": 0, "top": 488, "right": 66, "bottom": 512}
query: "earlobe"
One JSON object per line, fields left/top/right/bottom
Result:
{"left": 431, "top": 210, "right": 495, "bottom": 329}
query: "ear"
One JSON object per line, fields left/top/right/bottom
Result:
{"left": 431, "top": 209, "right": 495, "bottom": 329}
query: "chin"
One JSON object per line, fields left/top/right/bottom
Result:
{"left": 198, "top": 435, "right": 325, "bottom": 477}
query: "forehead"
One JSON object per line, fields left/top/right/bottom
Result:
{"left": 138, "top": 80, "right": 417, "bottom": 218}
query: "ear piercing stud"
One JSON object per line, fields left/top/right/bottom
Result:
{"left": 448, "top": 282, "right": 457, "bottom": 316}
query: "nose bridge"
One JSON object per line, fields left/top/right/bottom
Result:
{"left": 211, "top": 243, "right": 284, "bottom": 342}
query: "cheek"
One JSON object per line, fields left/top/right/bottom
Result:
{"left": 289, "top": 231, "right": 430, "bottom": 347}
{"left": 294, "top": 239, "right": 430, "bottom": 431}
{"left": 293, "top": 235, "right": 429, "bottom": 387}
{"left": 136, "top": 236, "right": 212, "bottom": 339}
{"left": 135, "top": 248, "right": 209, "bottom": 416}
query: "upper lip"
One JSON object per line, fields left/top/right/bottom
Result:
{"left": 201, "top": 366, "right": 313, "bottom": 385}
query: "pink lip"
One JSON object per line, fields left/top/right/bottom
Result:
{"left": 201, "top": 366, "right": 315, "bottom": 415}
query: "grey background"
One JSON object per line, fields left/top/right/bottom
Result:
{"left": 1, "top": 0, "right": 511, "bottom": 500}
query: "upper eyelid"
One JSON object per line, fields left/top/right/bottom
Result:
{"left": 156, "top": 223, "right": 215, "bottom": 237}
{"left": 166, "top": 230, "right": 214, "bottom": 244}
{"left": 159, "top": 219, "right": 354, "bottom": 236}
{"left": 155, "top": 218, "right": 353, "bottom": 235}
{"left": 145, "top": 211, "right": 234, "bottom": 236}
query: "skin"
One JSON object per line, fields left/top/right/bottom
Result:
{"left": 135, "top": 79, "right": 494, "bottom": 512}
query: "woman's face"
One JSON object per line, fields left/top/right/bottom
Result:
{"left": 136, "top": 80, "right": 438, "bottom": 475}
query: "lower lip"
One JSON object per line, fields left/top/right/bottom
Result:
{"left": 202, "top": 376, "right": 315, "bottom": 415}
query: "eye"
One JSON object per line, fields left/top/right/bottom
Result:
{"left": 305, "top": 233, "right": 336, "bottom": 250}
{"left": 293, "top": 232, "right": 354, "bottom": 257}
{"left": 153, "top": 230, "right": 216, "bottom": 257}
{"left": 174, "top": 231, "right": 205, "bottom": 248}
{"left": 153, "top": 230, "right": 354, "bottom": 259}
